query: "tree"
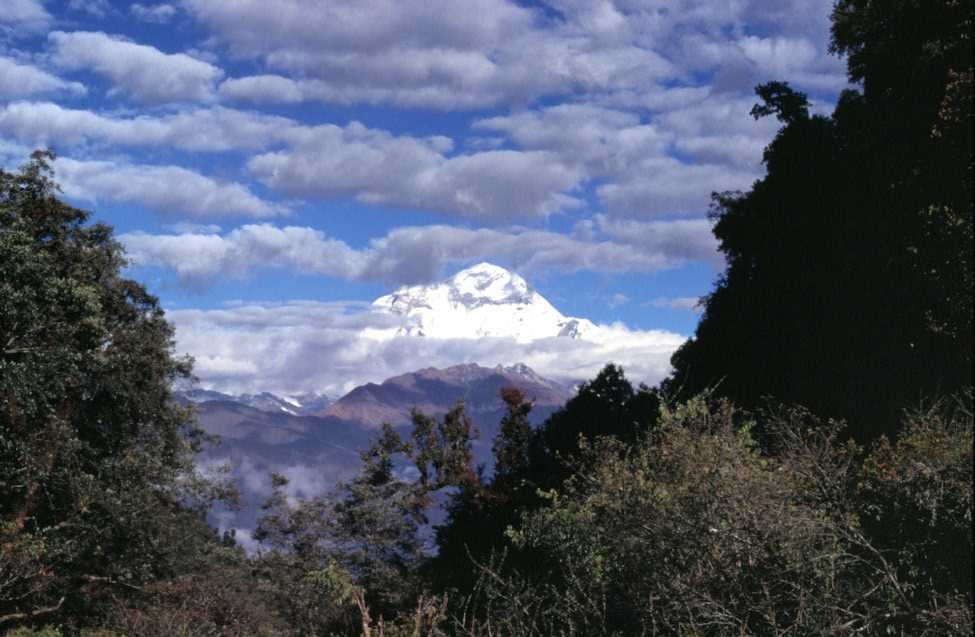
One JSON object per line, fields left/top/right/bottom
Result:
{"left": 534, "top": 363, "right": 660, "bottom": 486}
{"left": 430, "top": 388, "right": 537, "bottom": 596}
{"left": 254, "top": 405, "right": 477, "bottom": 635}
{"left": 431, "top": 368, "right": 661, "bottom": 600}
{"left": 0, "top": 151, "right": 230, "bottom": 631}
{"left": 667, "top": 1, "right": 973, "bottom": 441}
{"left": 490, "top": 387, "right": 533, "bottom": 493}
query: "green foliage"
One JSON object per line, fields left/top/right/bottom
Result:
{"left": 430, "top": 366, "right": 661, "bottom": 599}
{"left": 254, "top": 405, "right": 478, "bottom": 635}
{"left": 859, "top": 391, "right": 974, "bottom": 599}
{"left": 0, "top": 152, "right": 236, "bottom": 632}
{"left": 491, "top": 387, "right": 533, "bottom": 493}
{"left": 4, "top": 4, "right": 972, "bottom": 633}
{"left": 90, "top": 544, "right": 288, "bottom": 637}
{"left": 461, "top": 395, "right": 972, "bottom": 636}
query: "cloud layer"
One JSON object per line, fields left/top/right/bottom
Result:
{"left": 190, "top": 0, "right": 842, "bottom": 110}
{"left": 48, "top": 31, "right": 223, "bottom": 104}
{"left": 0, "top": 58, "right": 86, "bottom": 100}
{"left": 121, "top": 218, "right": 720, "bottom": 288}
{"left": 55, "top": 157, "right": 282, "bottom": 219}
{"left": 170, "top": 300, "right": 686, "bottom": 396}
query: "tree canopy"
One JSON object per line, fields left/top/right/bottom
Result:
{"left": 666, "top": 0, "right": 973, "bottom": 441}
{"left": 0, "top": 151, "right": 234, "bottom": 632}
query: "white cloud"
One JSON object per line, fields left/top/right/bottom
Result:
{"left": 595, "top": 215, "right": 721, "bottom": 266}
{"left": 168, "top": 300, "right": 687, "bottom": 395}
{"left": 0, "top": 103, "right": 592, "bottom": 223}
{"left": 0, "top": 0, "right": 51, "bottom": 34}
{"left": 475, "top": 96, "right": 779, "bottom": 218}
{"left": 184, "top": 0, "right": 679, "bottom": 109}
{"left": 0, "top": 102, "right": 303, "bottom": 152}
{"left": 476, "top": 104, "right": 669, "bottom": 176}
{"left": 218, "top": 75, "right": 305, "bottom": 104}
{"left": 185, "top": 0, "right": 842, "bottom": 110}
{"left": 597, "top": 156, "right": 758, "bottom": 217}
{"left": 246, "top": 122, "right": 581, "bottom": 220}
{"left": 123, "top": 225, "right": 365, "bottom": 287}
{"left": 67, "top": 0, "right": 114, "bottom": 18}
{"left": 53, "top": 156, "right": 283, "bottom": 219}
{"left": 121, "top": 217, "right": 718, "bottom": 288}
{"left": 131, "top": 3, "right": 178, "bottom": 23}
{"left": 47, "top": 31, "right": 223, "bottom": 104}
{"left": 0, "top": 58, "right": 87, "bottom": 100}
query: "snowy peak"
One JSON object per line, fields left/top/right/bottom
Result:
{"left": 449, "top": 262, "right": 531, "bottom": 307}
{"left": 370, "top": 262, "right": 596, "bottom": 342}
{"left": 176, "top": 389, "right": 333, "bottom": 416}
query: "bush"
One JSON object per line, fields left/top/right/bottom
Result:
{"left": 459, "top": 395, "right": 973, "bottom": 636}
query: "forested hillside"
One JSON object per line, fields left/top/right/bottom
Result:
{"left": 1, "top": 1, "right": 971, "bottom": 635}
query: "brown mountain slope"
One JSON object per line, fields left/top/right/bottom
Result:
{"left": 323, "top": 362, "right": 570, "bottom": 429}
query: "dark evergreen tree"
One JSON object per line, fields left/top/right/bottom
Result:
{"left": 667, "top": 0, "right": 973, "bottom": 441}
{"left": 431, "top": 367, "right": 661, "bottom": 597}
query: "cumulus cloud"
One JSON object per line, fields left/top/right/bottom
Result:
{"left": 168, "top": 300, "right": 686, "bottom": 395}
{"left": 595, "top": 215, "right": 722, "bottom": 266}
{"left": 218, "top": 74, "right": 306, "bottom": 104}
{"left": 53, "top": 156, "right": 283, "bottom": 219}
{"left": 1, "top": 98, "right": 763, "bottom": 222}
{"left": 0, "top": 0, "right": 51, "bottom": 34}
{"left": 597, "top": 156, "right": 758, "bottom": 217}
{"left": 67, "top": 0, "right": 115, "bottom": 18}
{"left": 476, "top": 98, "right": 777, "bottom": 217}
{"left": 476, "top": 104, "right": 669, "bottom": 176}
{"left": 48, "top": 31, "right": 223, "bottom": 104}
{"left": 123, "top": 225, "right": 365, "bottom": 287}
{"left": 0, "top": 58, "right": 87, "bottom": 100}
{"left": 0, "top": 102, "right": 303, "bottom": 152}
{"left": 121, "top": 218, "right": 719, "bottom": 288}
{"left": 184, "top": 0, "right": 680, "bottom": 109}
{"left": 185, "top": 0, "right": 842, "bottom": 110}
{"left": 0, "top": 6, "right": 845, "bottom": 224}
{"left": 246, "top": 122, "right": 582, "bottom": 220}
{"left": 131, "top": 3, "right": 178, "bottom": 23}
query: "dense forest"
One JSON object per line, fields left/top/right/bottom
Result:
{"left": 1, "top": 1, "right": 971, "bottom": 635}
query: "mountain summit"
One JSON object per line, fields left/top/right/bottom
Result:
{"left": 370, "top": 262, "right": 596, "bottom": 342}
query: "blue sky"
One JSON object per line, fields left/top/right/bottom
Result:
{"left": 0, "top": 0, "right": 849, "bottom": 394}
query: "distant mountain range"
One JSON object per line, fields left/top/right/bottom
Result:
{"left": 179, "top": 388, "right": 334, "bottom": 417}
{"left": 180, "top": 362, "right": 572, "bottom": 549}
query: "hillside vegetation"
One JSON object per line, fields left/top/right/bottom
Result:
{"left": 1, "top": 1, "right": 971, "bottom": 635}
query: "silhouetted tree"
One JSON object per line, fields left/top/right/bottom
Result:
{"left": 667, "top": 1, "right": 972, "bottom": 441}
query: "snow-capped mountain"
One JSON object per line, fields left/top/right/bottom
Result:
{"left": 177, "top": 389, "right": 333, "bottom": 416}
{"left": 369, "top": 262, "right": 596, "bottom": 342}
